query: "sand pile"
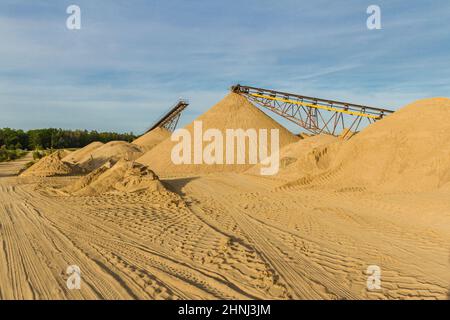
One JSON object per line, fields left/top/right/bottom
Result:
{"left": 62, "top": 142, "right": 104, "bottom": 164}
{"left": 132, "top": 127, "right": 171, "bottom": 151}
{"left": 285, "top": 98, "right": 450, "bottom": 191}
{"left": 115, "top": 162, "right": 165, "bottom": 193}
{"left": 137, "top": 93, "right": 299, "bottom": 176}
{"left": 246, "top": 134, "right": 338, "bottom": 177}
{"left": 75, "top": 141, "right": 143, "bottom": 172}
{"left": 65, "top": 160, "right": 165, "bottom": 196}
{"left": 20, "top": 150, "right": 78, "bottom": 177}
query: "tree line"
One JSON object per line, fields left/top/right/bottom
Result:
{"left": 0, "top": 128, "right": 136, "bottom": 150}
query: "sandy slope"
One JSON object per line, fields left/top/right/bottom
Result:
{"left": 20, "top": 150, "right": 77, "bottom": 177}
{"left": 283, "top": 98, "right": 450, "bottom": 192}
{"left": 75, "top": 141, "right": 143, "bottom": 172}
{"left": 0, "top": 157, "right": 449, "bottom": 299}
{"left": 132, "top": 127, "right": 171, "bottom": 152}
{"left": 63, "top": 142, "right": 104, "bottom": 164}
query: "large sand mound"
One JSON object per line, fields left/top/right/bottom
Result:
{"left": 20, "top": 150, "right": 78, "bottom": 177}
{"left": 65, "top": 160, "right": 165, "bottom": 196}
{"left": 137, "top": 93, "right": 299, "bottom": 176}
{"left": 132, "top": 127, "right": 171, "bottom": 151}
{"left": 76, "top": 141, "right": 143, "bottom": 172}
{"left": 285, "top": 98, "right": 450, "bottom": 191}
{"left": 62, "top": 142, "right": 104, "bottom": 164}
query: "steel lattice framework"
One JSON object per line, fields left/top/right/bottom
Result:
{"left": 145, "top": 99, "right": 189, "bottom": 133}
{"left": 231, "top": 84, "right": 394, "bottom": 138}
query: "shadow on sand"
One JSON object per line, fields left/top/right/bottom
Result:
{"left": 161, "top": 176, "right": 199, "bottom": 196}
{"left": 0, "top": 172, "right": 17, "bottom": 178}
{"left": 0, "top": 163, "right": 22, "bottom": 177}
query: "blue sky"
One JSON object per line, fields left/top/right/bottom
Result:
{"left": 1, "top": 0, "right": 449, "bottom": 134}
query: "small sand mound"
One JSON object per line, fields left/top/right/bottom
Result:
{"left": 76, "top": 141, "right": 143, "bottom": 172}
{"left": 285, "top": 97, "right": 450, "bottom": 191}
{"left": 246, "top": 134, "right": 338, "bottom": 177}
{"left": 62, "top": 142, "right": 104, "bottom": 164}
{"left": 66, "top": 160, "right": 165, "bottom": 196}
{"left": 132, "top": 127, "right": 171, "bottom": 151}
{"left": 21, "top": 150, "right": 78, "bottom": 177}
{"left": 115, "top": 162, "right": 164, "bottom": 193}
{"left": 137, "top": 93, "right": 299, "bottom": 176}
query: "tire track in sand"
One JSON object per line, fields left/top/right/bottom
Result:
{"left": 16, "top": 183, "right": 261, "bottom": 299}
{"left": 182, "top": 177, "right": 358, "bottom": 300}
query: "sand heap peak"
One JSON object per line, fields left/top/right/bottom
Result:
{"left": 62, "top": 142, "right": 104, "bottom": 165}
{"left": 132, "top": 127, "right": 171, "bottom": 152}
{"left": 64, "top": 160, "right": 165, "bottom": 196}
{"left": 75, "top": 141, "right": 143, "bottom": 172}
{"left": 21, "top": 150, "right": 78, "bottom": 177}
{"left": 137, "top": 92, "right": 299, "bottom": 176}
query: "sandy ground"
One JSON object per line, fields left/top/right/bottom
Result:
{"left": 0, "top": 156, "right": 449, "bottom": 300}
